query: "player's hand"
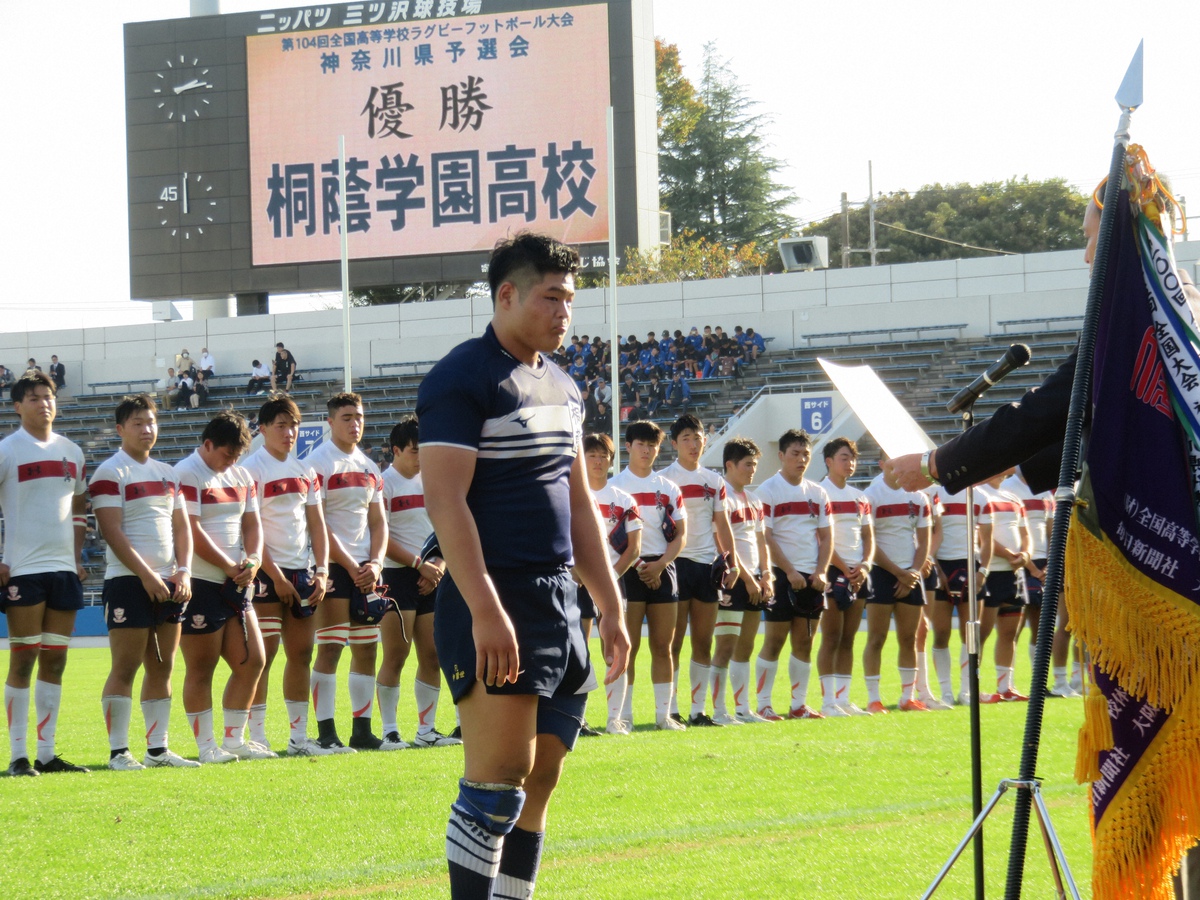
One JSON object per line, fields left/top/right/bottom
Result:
{"left": 472, "top": 606, "right": 520, "bottom": 687}
{"left": 1026, "top": 562, "right": 1045, "bottom": 581}
{"left": 882, "top": 453, "right": 933, "bottom": 492}
{"left": 0, "top": 563, "right": 9, "bottom": 588}
{"left": 140, "top": 571, "right": 172, "bottom": 602}
{"left": 308, "top": 574, "right": 327, "bottom": 607}
{"left": 637, "top": 561, "right": 661, "bottom": 587}
{"left": 810, "top": 571, "right": 829, "bottom": 592}
{"left": 849, "top": 568, "right": 867, "bottom": 591}
{"left": 894, "top": 581, "right": 913, "bottom": 599}
{"left": 166, "top": 571, "right": 191, "bottom": 604}
{"left": 722, "top": 565, "right": 740, "bottom": 591}
{"left": 974, "top": 569, "right": 986, "bottom": 591}
{"left": 353, "top": 561, "right": 380, "bottom": 591}
{"left": 921, "top": 557, "right": 934, "bottom": 578}
{"left": 417, "top": 559, "right": 443, "bottom": 587}
{"left": 233, "top": 558, "right": 257, "bottom": 588}
{"left": 77, "top": 562, "right": 88, "bottom": 582}
{"left": 786, "top": 570, "right": 807, "bottom": 591}
{"left": 597, "top": 608, "right": 631, "bottom": 685}
{"left": 745, "top": 579, "right": 762, "bottom": 604}
{"left": 417, "top": 576, "right": 436, "bottom": 596}
{"left": 273, "top": 576, "right": 301, "bottom": 607}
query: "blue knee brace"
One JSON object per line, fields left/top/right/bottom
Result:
{"left": 452, "top": 779, "right": 526, "bottom": 837}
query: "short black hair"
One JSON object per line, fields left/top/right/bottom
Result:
{"left": 259, "top": 396, "right": 301, "bottom": 428}
{"left": 723, "top": 437, "right": 761, "bottom": 467}
{"left": 625, "top": 420, "right": 663, "bottom": 446}
{"left": 11, "top": 371, "right": 54, "bottom": 403}
{"left": 670, "top": 414, "right": 704, "bottom": 441}
{"left": 823, "top": 436, "right": 858, "bottom": 461}
{"left": 778, "top": 429, "right": 811, "bottom": 454}
{"left": 389, "top": 416, "right": 419, "bottom": 452}
{"left": 487, "top": 232, "right": 580, "bottom": 302}
{"left": 115, "top": 393, "right": 157, "bottom": 426}
{"left": 201, "top": 411, "right": 253, "bottom": 452}
{"left": 583, "top": 432, "right": 614, "bottom": 458}
{"left": 327, "top": 392, "right": 363, "bottom": 414}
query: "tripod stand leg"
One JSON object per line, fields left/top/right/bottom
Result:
{"left": 1030, "top": 785, "right": 1082, "bottom": 900}
{"left": 921, "top": 783, "right": 1011, "bottom": 900}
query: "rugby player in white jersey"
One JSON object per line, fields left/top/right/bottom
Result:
{"left": 0, "top": 372, "right": 90, "bottom": 776}
{"left": 175, "top": 411, "right": 272, "bottom": 762}
{"left": 240, "top": 396, "right": 332, "bottom": 757}
{"left": 582, "top": 432, "right": 642, "bottom": 736}
{"left": 817, "top": 438, "right": 875, "bottom": 716}
{"left": 753, "top": 429, "right": 832, "bottom": 721}
{"left": 307, "top": 393, "right": 388, "bottom": 752}
{"left": 713, "top": 438, "right": 772, "bottom": 725}
{"left": 92, "top": 394, "right": 197, "bottom": 770}
{"left": 861, "top": 458, "right": 933, "bottom": 713}
{"left": 609, "top": 420, "right": 688, "bottom": 730}
{"left": 379, "top": 416, "right": 459, "bottom": 749}
{"left": 979, "top": 470, "right": 1031, "bottom": 703}
{"left": 661, "top": 415, "right": 735, "bottom": 726}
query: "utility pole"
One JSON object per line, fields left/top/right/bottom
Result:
{"left": 868, "top": 160, "right": 879, "bottom": 266}
{"left": 841, "top": 192, "right": 851, "bottom": 268}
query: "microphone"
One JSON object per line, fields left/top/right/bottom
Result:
{"left": 946, "top": 343, "right": 1031, "bottom": 413}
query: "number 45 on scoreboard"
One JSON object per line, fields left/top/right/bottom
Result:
{"left": 801, "top": 397, "right": 832, "bottom": 435}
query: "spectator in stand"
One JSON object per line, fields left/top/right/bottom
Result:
{"left": 594, "top": 376, "right": 612, "bottom": 408}
{"left": 638, "top": 340, "right": 655, "bottom": 373}
{"left": 584, "top": 398, "right": 610, "bottom": 433}
{"left": 174, "top": 349, "right": 195, "bottom": 377}
{"left": 0, "top": 365, "right": 12, "bottom": 387}
{"left": 667, "top": 371, "right": 692, "bottom": 413}
{"left": 700, "top": 349, "right": 721, "bottom": 379}
{"left": 270, "top": 343, "right": 297, "bottom": 393}
{"left": 567, "top": 354, "right": 587, "bottom": 386}
{"left": 190, "top": 371, "right": 209, "bottom": 408}
{"left": 659, "top": 330, "right": 673, "bottom": 354}
{"left": 174, "top": 370, "right": 194, "bottom": 409}
{"left": 645, "top": 345, "right": 667, "bottom": 381}
{"left": 198, "top": 348, "right": 216, "bottom": 378}
{"left": 621, "top": 372, "right": 647, "bottom": 421}
{"left": 702, "top": 325, "right": 717, "bottom": 353}
{"left": 745, "top": 327, "right": 767, "bottom": 362}
{"left": 24, "top": 358, "right": 40, "bottom": 376}
{"left": 686, "top": 327, "right": 705, "bottom": 354}
{"left": 246, "top": 360, "right": 271, "bottom": 395}
{"left": 156, "top": 367, "right": 176, "bottom": 411}
{"left": 591, "top": 336, "right": 608, "bottom": 367}
{"left": 48, "top": 356, "right": 66, "bottom": 392}
{"left": 645, "top": 373, "right": 666, "bottom": 418}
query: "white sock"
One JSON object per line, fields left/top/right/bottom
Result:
{"left": 349, "top": 672, "right": 375, "bottom": 721}
{"left": 729, "top": 661, "right": 751, "bottom": 715}
{"left": 188, "top": 708, "right": 216, "bottom": 754}
{"left": 835, "top": 674, "right": 852, "bottom": 707}
{"left": 689, "top": 661, "right": 709, "bottom": 717}
{"left": 653, "top": 682, "right": 673, "bottom": 722}
{"left": 1070, "top": 661, "right": 1082, "bottom": 689}
{"left": 34, "top": 681, "right": 61, "bottom": 764}
{"left": 415, "top": 679, "right": 441, "bottom": 734}
{"left": 755, "top": 657, "right": 778, "bottom": 712}
{"left": 285, "top": 699, "right": 308, "bottom": 744}
{"left": 248, "top": 703, "right": 268, "bottom": 744}
{"left": 606, "top": 672, "right": 627, "bottom": 725}
{"left": 788, "top": 656, "right": 810, "bottom": 710}
{"left": 222, "top": 708, "right": 249, "bottom": 748}
{"left": 820, "top": 674, "right": 836, "bottom": 707}
{"left": 1053, "top": 666, "right": 1069, "bottom": 689}
{"left": 866, "top": 675, "right": 882, "bottom": 705}
{"left": 142, "top": 698, "right": 171, "bottom": 751}
{"left": 710, "top": 665, "right": 728, "bottom": 717}
{"left": 915, "top": 648, "right": 930, "bottom": 696}
{"left": 669, "top": 667, "right": 681, "bottom": 717}
{"left": 311, "top": 671, "right": 337, "bottom": 721}
{"left": 377, "top": 682, "right": 400, "bottom": 735}
{"left": 5, "top": 685, "right": 29, "bottom": 762}
{"left": 103, "top": 695, "right": 133, "bottom": 752}
{"left": 621, "top": 682, "right": 634, "bottom": 723}
{"left": 899, "top": 667, "right": 917, "bottom": 702}
{"left": 997, "top": 665, "right": 1013, "bottom": 694}
{"left": 933, "top": 648, "right": 953, "bottom": 699}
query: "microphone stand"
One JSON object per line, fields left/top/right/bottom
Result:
{"left": 961, "top": 403, "right": 986, "bottom": 900}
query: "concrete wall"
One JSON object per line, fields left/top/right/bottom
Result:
{"left": 8, "top": 240, "right": 1198, "bottom": 388}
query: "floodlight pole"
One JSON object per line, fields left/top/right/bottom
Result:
{"left": 338, "top": 135, "right": 352, "bottom": 393}
{"left": 606, "top": 106, "right": 621, "bottom": 472}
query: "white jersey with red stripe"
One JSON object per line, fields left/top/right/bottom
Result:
{"left": 1002, "top": 474, "right": 1052, "bottom": 558}
{"left": 592, "top": 483, "right": 642, "bottom": 568}
{"left": 863, "top": 474, "right": 931, "bottom": 571}
{"left": 89, "top": 449, "right": 184, "bottom": 579}
{"left": 753, "top": 472, "right": 830, "bottom": 573}
{"left": 175, "top": 449, "right": 260, "bottom": 585}
{"left": 607, "top": 468, "right": 685, "bottom": 559}
{"left": 308, "top": 440, "right": 384, "bottom": 562}
{"left": 659, "top": 461, "right": 728, "bottom": 564}
{"left": 241, "top": 446, "right": 319, "bottom": 570}
{"left": 381, "top": 466, "right": 432, "bottom": 569}
{"left": 820, "top": 478, "right": 871, "bottom": 566}
{"left": 724, "top": 478, "right": 765, "bottom": 572}
{"left": 982, "top": 485, "right": 1026, "bottom": 572}
{"left": 0, "top": 428, "right": 87, "bottom": 576}
{"left": 934, "top": 486, "right": 992, "bottom": 562}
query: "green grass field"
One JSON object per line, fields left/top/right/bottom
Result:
{"left": 0, "top": 634, "right": 1093, "bottom": 899}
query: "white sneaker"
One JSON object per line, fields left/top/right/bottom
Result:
{"left": 223, "top": 740, "right": 277, "bottom": 760}
{"left": 957, "top": 691, "right": 972, "bottom": 706}
{"left": 605, "top": 719, "right": 631, "bottom": 735}
{"left": 921, "top": 696, "right": 955, "bottom": 711}
{"left": 821, "top": 703, "right": 851, "bottom": 718}
{"left": 1069, "top": 674, "right": 1083, "bottom": 693}
{"left": 144, "top": 748, "right": 202, "bottom": 768}
{"left": 840, "top": 702, "right": 873, "bottom": 716}
{"left": 380, "top": 731, "right": 412, "bottom": 750}
{"left": 287, "top": 738, "right": 334, "bottom": 757}
{"left": 198, "top": 746, "right": 239, "bottom": 765}
{"left": 734, "top": 709, "right": 769, "bottom": 724}
{"left": 412, "top": 729, "right": 462, "bottom": 748}
{"left": 108, "top": 750, "right": 145, "bottom": 771}
{"left": 1048, "top": 684, "right": 1081, "bottom": 698}
{"left": 712, "top": 711, "right": 744, "bottom": 725}
{"left": 248, "top": 736, "right": 273, "bottom": 752}
{"left": 656, "top": 716, "right": 687, "bottom": 731}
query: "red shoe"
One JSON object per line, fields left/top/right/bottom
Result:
{"left": 979, "top": 693, "right": 1005, "bottom": 704}
{"left": 999, "top": 689, "right": 1029, "bottom": 702}
{"left": 897, "top": 698, "right": 929, "bottom": 712}
{"left": 788, "top": 705, "right": 825, "bottom": 720}
{"left": 758, "top": 706, "right": 784, "bottom": 722}
{"left": 866, "top": 700, "right": 889, "bottom": 714}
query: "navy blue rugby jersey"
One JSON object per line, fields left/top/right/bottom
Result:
{"left": 417, "top": 325, "right": 583, "bottom": 570}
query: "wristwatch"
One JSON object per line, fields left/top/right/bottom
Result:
{"left": 920, "top": 450, "right": 941, "bottom": 485}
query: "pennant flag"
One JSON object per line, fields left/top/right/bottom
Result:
{"left": 1063, "top": 147, "right": 1200, "bottom": 900}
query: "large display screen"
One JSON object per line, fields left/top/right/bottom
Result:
{"left": 247, "top": 4, "right": 610, "bottom": 265}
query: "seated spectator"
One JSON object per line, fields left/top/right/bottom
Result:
{"left": 620, "top": 372, "right": 647, "bottom": 421}
{"left": 174, "top": 370, "right": 194, "bottom": 409}
{"left": 702, "top": 325, "right": 717, "bottom": 353}
{"left": 175, "top": 348, "right": 195, "bottom": 377}
{"left": 666, "top": 371, "right": 692, "bottom": 413}
{"left": 271, "top": 342, "right": 298, "bottom": 392}
{"left": 81, "top": 524, "right": 102, "bottom": 567}
{"left": 48, "top": 355, "right": 66, "bottom": 391}
{"left": 198, "top": 347, "right": 216, "bottom": 377}
{"left": 585, "top": 400, "right": 610, "bottom": 433}
{"left": 659, "top": 330, "right": 673, "bottom": 354}
{"left": 593, "top": 376, "right": 612, "bottom": 408}
{"left": 745, "top": 327, "right": 767, "bottom": 361}
{"left": 645, "top": 346, "right": 667, "bottom": 380}
{"left": 190, "top": 371, "right": 210, "bottom": 408}
{"left": 0, "top": 364, "right": 13, "bottom": 386}
{"left": 567, "top": 355, "right": 587, "bottom": 385}
{"left": 247, "top": 359, "right": 271, "bottom": 394}
{"left": 685, "top": 327, "right": 704, "bottom": 354}
{"left": 156, "top": 367, "right": 177, "bottom": 410}
{"left": 24, "top": 358, "right": 40, "bottom": 376}
{"left": 591, "top": 336, "right": 607, "bottom": 365}
{"left": 645, "top": 373, "right": 667, "bottom": 417}
{"left": 700, "top": 350, "right": 721, "bottom": 379}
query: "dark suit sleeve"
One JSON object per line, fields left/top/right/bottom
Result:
{"left": 935, "top": 348, "right": 1076, "bottom": 494}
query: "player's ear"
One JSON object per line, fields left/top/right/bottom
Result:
{"left": 495, "top": 279, "right": 520, "bottom": 310}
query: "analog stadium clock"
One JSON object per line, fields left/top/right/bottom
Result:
{"left": 156, "top": 172, "right": 220, "bottom": 241}
{"left": 152, "top": 54, "right": 215, "bottom": 123}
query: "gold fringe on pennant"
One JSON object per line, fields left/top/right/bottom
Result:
{"left": 1074, "top": 681, "right": 1113, "bottom": 785}
{"left": 1062, "top": 519, "right": 1200, "bottom": 715}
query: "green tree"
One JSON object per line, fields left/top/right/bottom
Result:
{"left": 618, "top": 228, "right": 766, "bottom": 285}
{"left": 802, "top": 178, "right": 1088, "bottom": 266}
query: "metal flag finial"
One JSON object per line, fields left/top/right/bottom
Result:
{"left": 1116, "top": 40, "right": 1143, "bottom": 111}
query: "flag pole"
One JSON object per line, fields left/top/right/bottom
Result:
{"left": 1001, "top": 41, "right": 1142, "bottom": 900}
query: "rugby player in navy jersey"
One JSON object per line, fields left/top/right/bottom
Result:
{"left": 418, "top": 233, "right": 630, "bottom": 900}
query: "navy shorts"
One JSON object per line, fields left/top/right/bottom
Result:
{"left": 1024, "top": 559, "right": 1046, "bottom": 609}
{"left": 621, "top": 557, "right": 678, "bottom": 605}
{"left": 923, "top": 566, "right": 940, "bottom": 592}
{"left": 103, "top": 575, "right": 186, "bottom": 629}
{"left": 826, "top": 566, "right": 873, "bottom": 611}
{"left": 576, "top": 585, "right": 597, "bottom": 620}
{"left": 182, "top": 578, "right": 250, "bottom": 636}
{"left": 724, "top": 574, "right": 767, "bottom": 613}
{"left": 435, "top": 567, "right": 595, "bottom": 705}
{"left": 328, "top": 562, "right": 357, "bottom": 599}
{"left": 765, "top": 567, "right": 824, "bottom": 622}
{"left": 383, "top": 566, "right": 435, "bottom": 616}
{"left": 675, "top": 557, "right": 718, "bottom": 603}
{"left": 937, "top": 558, "right": 975, "bottom": 604}
{"left": 985, "top": 570, "right": 1026, "bottom": 615}
{"left": 256, "top": 567, "right": 319, "bottom": 619}
{"left": 536, "top": 692, "right": 588, "bottom": 751}
{"left": 2, "top": 571, "right": 83, "bottom": 613}
{"left": 868, "top": 569, "right": 926, "bottom": 607}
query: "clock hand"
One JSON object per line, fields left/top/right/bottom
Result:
{"left": 173, "top": 79, "right": 210, "bottom": 95}
{"left": 182, "top": 173, "right": 189, "bottom": 216}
